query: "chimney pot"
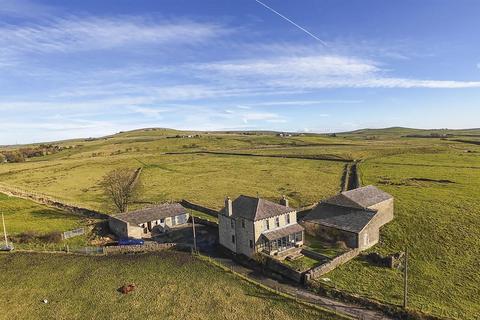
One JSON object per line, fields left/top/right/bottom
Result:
{"left": 225, "top": 196, "right": 233, "bottom": 216}
{"left": 280, "top": 195, "right": 289, "bottom": 207}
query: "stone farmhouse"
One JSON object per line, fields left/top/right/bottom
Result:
{"left": 302, "top": 186, "right": 394, "bottom": 250}
{"left": 218, "top": 195, "right": 304, "bottom": 258}
{"left": 109, "top": 203, "right": 189, "bottom": 239}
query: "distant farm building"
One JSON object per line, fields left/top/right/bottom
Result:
{"left": 218, "top": 195, "right": 304, "bottom": 258}
{"left": 109, "top": 203, "right": 189, "bottom": 239}
{"left": 303, "top": 186, "right": 394, "bottom": 250}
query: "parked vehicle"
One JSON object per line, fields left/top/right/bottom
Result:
{"left": 118, "top": 238, "right": 144, "bottom": 246}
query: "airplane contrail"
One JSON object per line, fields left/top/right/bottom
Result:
{"left": 254, "top": 0, "right": 328, "bottom": 47}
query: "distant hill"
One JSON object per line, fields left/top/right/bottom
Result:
{"left": 338, "top": 126, "right": 480, "bottom": 138}
{"left": 3, "top": 126, "right": 480, "bottom": 149}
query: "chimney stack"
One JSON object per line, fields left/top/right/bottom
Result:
{"left": 225, "top": 196, "right": 233, "bottom": 216}
{"left": 280, "top": 195, "right": 289, "bottom": 207}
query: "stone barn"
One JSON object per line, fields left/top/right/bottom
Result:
{"left": 109, "top": 203, "right": 189, "bottom": 239}
{"left": 303, "top": 185, "right": 394, "bottom": 250}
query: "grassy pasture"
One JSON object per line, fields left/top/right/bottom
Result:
{"left": 325, "top": 151, "right": 480, "bottom": 319}
{"left": 0, "top": 252, "right": 342, "bottom": 320}
{"left": 1, "top": 128, "right": 480, "bottom": 318}
{"left": 0, "top": 193, "right": 90, "bottom": 249}
{"left": 0, "top": 193, "right": 85, "bottom": 235}
{"left": 0, "top": 154, "right": 344, "bottom": 212}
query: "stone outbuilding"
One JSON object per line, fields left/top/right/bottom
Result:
{"left": 218, "top": 195, "right": 304, "bottom": 258}
{"left": 302, "top": 186, "right": 394, "bottom": 250}
{"left": 109, "top": 203, "right": 189, "bottom": 239}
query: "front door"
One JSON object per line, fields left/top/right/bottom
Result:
{"left": 364, "top": 233, "right": 369, "bottom": 246}
{"left": 147, "top": 221, "right": 152, "bottom": 232}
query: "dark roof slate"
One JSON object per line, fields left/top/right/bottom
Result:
{"left": 262, "top": 224, "right": 305, "bottom": 241}
{"left": 325, "top": 185, "right": 392, "bottom": 209}
{"left": 221, "top": 195, "right": 293, "bottom": 221}
{"left": 304, "top": 203, "right": 377, "bottom": 233}
{"left": 113, "top": 203, "right": 187, "bottom": 225}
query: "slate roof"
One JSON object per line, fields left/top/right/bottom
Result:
{"left": 304, "top": 202, "right": 377, "bottom": 233}
{"left": 113, "top": 203, "right": 187, "bottom": 225}
{"left": 220, "top": 195, "right": 293, "bottom": 221}
{"left": 262, "top": 224, "right": 305, "bottom": 241}
{"left": 324, "top": 185, "right": 392, "bottom": 209}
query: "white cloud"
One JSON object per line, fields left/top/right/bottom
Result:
{"left": 0, "top": 0, "right": 54, "bottom": 17}
{"left": 248, "top": 100, "right": 362, "bottom": 106}
{"left": 241, "top": 112, "right": 282, "bottom": 122}
{"left": 195, "top": 55, "right": 379, "bottom": 78}
{"left": 129, "top": 106, "right": 172, "bottom": 119}
{"left": 193, "top": 55, "right": 480, "bottom": 89}
{"left": 0, "top": 16, "right": 227, "bottom": 66}
{"left": 266, "top": 119, "right": 288, "bottom": 123}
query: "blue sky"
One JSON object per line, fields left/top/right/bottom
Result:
{"left": 1, "top": 0, "right": 479, "bottom": 144}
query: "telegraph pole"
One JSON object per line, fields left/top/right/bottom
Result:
{"left": 192, "top": 215, "right": 197, "bottom": 253}
{"left": 403, "top": 247, "right": 408, "bottom": 309}
{"left": 2, "top": 213, "right": 8, "bottom": 247}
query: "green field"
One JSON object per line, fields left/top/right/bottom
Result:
{"left": 0, "top": 193, "right": 84, "bottom": 234}
{"left": 0, "top": 152, "right": 344, "bottom": 212}
{"left": 326, "top": 151, "right": 480, "bottom": 319}
{"left": 1, "top": 127, "right": 480, "bottom": 319}
{"left": 0, "top": 193, "right": 90, "bottom": 249}
{"left": 0, "top": 252, "right": 342, "bottom": 320}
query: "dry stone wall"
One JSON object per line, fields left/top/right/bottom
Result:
{"left": 0, "top": 183, "right": 109, "bottom": 219}
{"left": 305, "top": 249, "right": 361, "bottom": 281}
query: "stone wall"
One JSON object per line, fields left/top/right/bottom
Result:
{"left": 307, "top": 281, "right": 445, "bottom": 320}
{"left": 167, "top": 151, "right": 352, "bottom": 163}
{"left": 302, "top": 221, "right": 358, "bottom": 248}
{"left": 301, "top": 248, "right": 331, "bottom": 262}
{"left": 0, "top": 184, "right": 109, "bottom": 220}
{"left": 262, "top": 253, "right": 304, "bottom": 283}
{"left": 358, "top": 198, "right": 394, "bottom": 249}
{"left": 108, "top": 217, "right": 128, "bottom": 238}
{"left": 218, "top": 213, "right": 236, "bottom": 253}
{"left": 236, "top": 218, "right": 256, "bottom": 257}
{"left": 191, "top": 216, "right": 218, "bottom": 228}
{"left": 108, "top": 217, "right": 144, "bottom": 239}
{"left": 104, "top": 242, "right": 177, "bottom": 254}
{"left": 181, "top": 199, "right": 219, "bottom": 218}
{"left": 305, "top": 249, "right": 361, "bottom": 280}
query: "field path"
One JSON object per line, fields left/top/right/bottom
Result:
{"left": 213, "top": 256, "right": 393, "bottom": 320}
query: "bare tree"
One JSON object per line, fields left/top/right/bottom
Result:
{"left": 100, "top": 167, "right": 143, "bottom": 213}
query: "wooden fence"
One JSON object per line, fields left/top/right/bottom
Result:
{"left": 62, "top": 228, "right": 85, "bottom": 240}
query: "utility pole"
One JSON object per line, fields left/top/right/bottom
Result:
{"left": 192, "top": 215, "right": 197, "bottom": 253}
{"left": 2, "top": 213, "right": 8, "bottom": 247}
{"left": 403, "top": 247, "right": 408, "bottom": 309}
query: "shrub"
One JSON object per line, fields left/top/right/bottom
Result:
{"left": 11, "top": 231, "right": 62, "bottom": 243}
{"left": 12, "top": 231, "right": 39, "bottom": 243}
{"left": 39, "top": 231, "right": 63, "bottom": 243}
